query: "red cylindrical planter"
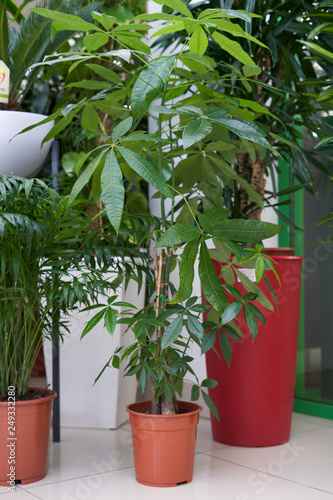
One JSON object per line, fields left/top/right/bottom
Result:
{"left": 127, "top": 401, "right": 202, "bottom": 487}
{"left": 0, "top": 388, "right": 56, "bottom": 486}
{"left": 204, "top": 252, "right": 303, "bottom": 447}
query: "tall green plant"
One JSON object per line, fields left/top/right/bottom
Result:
{"left": 29, "top": 0, "right": 282, "bottom": 416}
{"left": 0, "top": 176, "right": 128, "bottom": 397}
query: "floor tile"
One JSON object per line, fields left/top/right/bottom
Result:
{"left": 0, "top": 489, "right": 42, "bottom": 499}
{"left": 23, "top": 454, "right": 333, "bottom": 500}
{"left": 20, "top": 425, "right": 134, "bottom": 488}
{"left": 195, "top": 417, "right": 229, "bottom": 453}
{"left": 291, "top": 412, "right": 332, "bottom": 434}
{"left": 206, "top": 426, "right": 333, "bottom": 494}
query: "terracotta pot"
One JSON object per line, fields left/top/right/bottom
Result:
{"left": 126, "top": 401, "right": 202, "bottom": 487}
{"left": 204, "top": 249, "right": 303, "bottom": 446}
{"left": 0, "top": 388, "right": 56, "bottom": 486}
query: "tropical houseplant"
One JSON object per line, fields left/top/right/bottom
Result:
{"left": 29, "top": 0, "right": 282, "bottom": 486}
{"left": 0, "top": 176, "right": 121, "bottom": 486}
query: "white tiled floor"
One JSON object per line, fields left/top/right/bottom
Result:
{"left": 1, "top": 413, "right": 333, "bottom": 499}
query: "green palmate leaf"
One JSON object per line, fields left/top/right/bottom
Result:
{"left": 135, "top": 13, "right": 182, "bottom": 21}
{"left": 187, "top": 314, "right": 205, "bottom": 339}
{"left": 212, "top": 31, "right": 255, "bottom": 66}
{"left": 117, "top": 146, "right": 172, "bottom": 198}
{"left": 199, "top": 242, "right": 229, "bottom": 316}
{"left": 243, "top": 303, "right": 258, "bottom": 340}
{"left": 180, "top": 52, "right": 216, "bottom": 71}
{"left": 30, "top": 8, "right": 102, "bottom": 34}
{"left": 221, "top": 299, "right": 242, "bottom": 325}
{"left": 202, "top": 207, "right": 230, "bottom": 226}
{"left": 235, "top": 268, "right": 273, "bottom": 311}
{"left": 86, "top": 64, "right": 122, "bottom": 84}
{"left": 211, "top": 219, "right": 282, "bottom": 243}
{"left": 183, "top": 118, "right": 212, "bottom": 149}
{"left": 112, "top": 117, "right": 133, "bottom": 143}
{"left": 201, "top": 391, "right": 219, "bottom": 421}
{"left": 219, "top": 330, "right": 232, "bottom": 365}
{"left": 101, "top": 149, "right": 124, "bottom": 234}
{"left": 68, "top": 150, "right": 108, "bottom": 208}
{"left": 189, "top": 25, "right": 208, "bottom": 55}
{"left": 84, "top": 32, "right": 109, "bottom": 51}
{"left": 116, "top": 34, "right": 150, "bottom": 54}
{"left": 161, "top": 315, "right": 183, "bottom": 350}
{"left": 205, "top": 110, "right": 271, "bottom": 149}
{"left": 169, "top": 237, "right": 200, "bottom": 304}
{"left": 211, "top": 19, "right": 267, "bottom": 49}
{"left": 105, "top": 307, "right": 117, "bottom": 335}
{"left": 81, "top": 308, "right": 107, "bottom": 339}
{"left": 154, "top": 0, "right": 193, "bottom": 18}
{"left": 155, "top": 224, "right": 200, "bottom": 248}
{"left": 131, "top": 57, "right": 175, "bottom": 118}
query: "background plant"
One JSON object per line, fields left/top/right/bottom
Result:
{"left": 29, "top": 0, "right": 283, "bottom": 416}
{"left": 153, "top": 0, "right": 333, "bottom": 226}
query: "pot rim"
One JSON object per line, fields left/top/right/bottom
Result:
{"left": 0, "top": 387, "right": 56, "bottom": 406}
{"left": 126, "top": 400, "right": 202, "bottom": 418}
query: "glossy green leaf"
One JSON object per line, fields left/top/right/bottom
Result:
{"left": 155, "top": 224, "right": 200, "bottom": 248}
{"left": 201, "top": 390, "right": 219, "bottom": 421}
{"left": 201, "top": 378, "right": 218, "bottom": 388}
{"left": 68, "top": 150, "right": 108, "bottom": 208}
{"left": 131, "top": 57, "right": 175, "bottom": 118}
{"left": 255, "top": 256, "right": 265, "bottom": 283}
{"left": 112, "top": 117, "right": 133, "bottom": 142}
{"left": 81, "top": 308, "right": 106, "bottom": 339}
{"left": 201, "top": 328, "right": 217, "bottom": 354}
{"left": 139, "top": 367, "right": 147, "bottom": 393}
{"left": 212, "top": 19, "right": 267, "bottom": 48}
{"left": 30, "top": 8, "right": 102, "bottom": 33}
{"left": 84, "top": 32, "right": 109, "bottom": 52}
{"left": 191, "top": 384, "right": 200, "bottom": 401}
{"left": 189, "top": 25, "right": 208, "bottom": 55}
{"left": 81, "top": 105, "right": 99, "bottom": 133}
{"left": 86, "top": 64, "right": 122, "bottom": 84}
{"left": 246, "top": 303, "right": 266, "bottom": 325}
{"left": 187, "top": 314, "right": 205, "bottom": 339}
{"left": 243, "top": 303, "right": 258, "bottom": 340}
{"left": 105, "top": 307, "right": 117, "bottom": 335}
{"left": 183, "top": 118, "right": 212, "bottom": 149}
{"left": 199, "top": 242, "right": 229, "bottom": 317}
{"left": 211, "top": 219, "right": 282, "bottom": 243}
{"left": 154, "top": 0, "right": 192, "bottom": 18}
{"left": 161, "top": 315, "right": 183, "bottom": 350}
{"left": 221, "top": 299, "right": 242, "bottom": 325}
{"left": 219, "top": 330, "right": 232, "bottom": 365}
{"left": 91, "top": 11, "right": 116, "bottom": 30}
{"left": 151, "top": 21, "right": 185, "bottom": 38}
{"left": 235, "top": 268, "right": 273, "bottom": 311}
{"left": 101, "top": 149, "right": 124, "bottom": 233}
{"left": 205, "top": 110, "right": 271, "bottom": 149}
{"left": 212, "top": 31, "right": 255, "bottom": 66}
{"left": 117, "top": 146, "right": 172, "bottom": 198}
{"left": 169, "top": 237, "right": 200, "bottom": 304}
{"left": 301, "top": 40, "right": 333, "bottom": 61}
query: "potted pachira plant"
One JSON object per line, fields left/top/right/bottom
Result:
{"left": 0, "top": 176, "right": 118, "bottom": 487}
{"left": 29, "top": 0, "right": 282, "bottom": 487}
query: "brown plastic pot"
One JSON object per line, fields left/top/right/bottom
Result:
{"left": 126, "top": 401, "right": 202, "bottom": 487}
{"left": 0, "top": 388, "right": 56, "bottom": 486}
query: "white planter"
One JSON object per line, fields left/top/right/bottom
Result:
{"left": 0, "top": 111, "right": 54, "bottom": 177}
{"left": 44, "top": 267, "right": 146, "bottom": 429}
